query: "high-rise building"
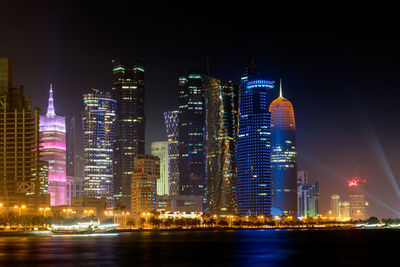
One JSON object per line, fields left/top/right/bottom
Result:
{"left": 82, "top": 89, "right": 116, "bottom": 207}
{"left": 297, "top": 181, "right": 319, "bottom": 218}
{"left": 131, "top": 154, "right": 160, "bottom": 217}
{"left": 0, "top": 58, "right": 12, "bottom": 94}
{"left": 348, "top": 177, "right": 368, "bottom": 220}
{"left": 269, "top": 80, "right": 298, "bottom": 216}
{"left": 331, "top": 195, "right": 340, "bottom": 219}
{"left": 177, "top": 71, "right": 206, "bottom": 196}
{"left": 151, "top": 141, "right": 169, "bottom": 196}
{"left": 0, "top": 57, "right": 41, "bottom": 208}
{"left": 40, "top": 85, "right": 68, "bottom": 206}
{"left": 112, "top": 59, "right": 145, "bottom": 210}
{"left": 237, "top": 61, "right": 275, "bottom": 216}
{"left": 339, "top": 201, "right": 350, "bottom": 220}
{"left": 65, "top": 116, "right": 76, "bottom": 177}
{"left": 203, "top": 75, "right": 239, "bottom": 216}
{"left": 38, "top": 161, "right": 49, "bottom": 195}
{"left": 297, "top": 170, "right": 309, "bottom": 185}
{"left": 164, "top": 110, "right": 180, "bottom": 196}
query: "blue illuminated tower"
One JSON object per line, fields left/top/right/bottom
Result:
{"left": 237, "top": 61, "right": 275, "bottom": 216}
{"left": 82, "top": 89, "right": 116, "bottom": 207}
{"left": 269, "top": 80, "right": 297, "bottom": 217}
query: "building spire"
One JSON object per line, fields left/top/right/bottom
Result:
{"left": 279, "top": 78, "right": 283, "bottom": 98}
{"left": 46, "top": 83, "right": 56, "bottom": 117}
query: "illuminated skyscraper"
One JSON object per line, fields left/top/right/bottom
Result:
{"left": 297, "top": 181, "right": 319, "bottom": 218}
{"left": 164, "top": 110, "right": 180, "bottom": 196}
{"left": 112, "top": 59, "right": 145, "bottom": 210}
{"left": 151, "top": 141, "right": 169, "bottom": 196}
{"left": 269, "top": 80, "right": 297, "bottom": 216}
{"left": 0, "top": 58, "right": 41, "bottom": 207}
{"left": 237, "top": 61, "right": 275, "bottom": 216}
{"left": 339, "top": 201, "right": 350, "bottom": 220}
{"left": 203, "top": 75, "right": 239, "bottom": 215}
{"left": 82, "top": 89, "right": 116, "bottom": 207}
{"left": 348, "top": 177, "right": 368, "bottom": 220}
{"left": 331, "top": 195, "right": 340, "bottom": 219}
{"left": 40, "top": 85, "right": 68, "bottom": 206}
{"left": 297, "top": 170, "right": 309, "bottom": 185}
{"left": 131, "top": 154, "right": 160, "bottom": 217}
{"left": 177, "top": 72, "right": 206, "bottom": 196}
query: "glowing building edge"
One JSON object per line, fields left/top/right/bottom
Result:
{"left": 39, "top": 84, "right": 68, "bottom": 206}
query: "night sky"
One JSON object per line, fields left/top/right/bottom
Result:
{"left": 2, "top": 2, "right": 400, "bottom": 218}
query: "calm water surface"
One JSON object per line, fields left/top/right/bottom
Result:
{"left": 0, "top": 229, "right": 397, "bottom": 266}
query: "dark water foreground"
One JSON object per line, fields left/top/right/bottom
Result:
{"left": 0, "top": 229, "right": 397, "bottom": 266}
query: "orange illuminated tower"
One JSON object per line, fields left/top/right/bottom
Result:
{"left": 269, "top": 79, "right": 297, "bottom": 217}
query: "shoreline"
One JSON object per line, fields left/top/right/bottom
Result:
{"left": 1, "top": 226, "right": 395, "bottom": 236}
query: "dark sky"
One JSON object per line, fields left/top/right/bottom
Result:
{"left": 2, "top": 2, "right": 400, "bottom": 218}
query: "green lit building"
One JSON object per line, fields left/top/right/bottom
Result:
{"left": 151, "top": 141, "right": 169, "bottom": 196}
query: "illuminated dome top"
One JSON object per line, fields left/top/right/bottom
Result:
{"left": 269, "top": 80, "right": 296, "bottom": 130}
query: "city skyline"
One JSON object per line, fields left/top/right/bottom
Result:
{"left": 1, "top": 4, "right": 400, "bottom": 218}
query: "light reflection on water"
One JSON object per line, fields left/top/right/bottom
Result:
{"left": 0, "top": 229, "right": 398, "bottom": 266}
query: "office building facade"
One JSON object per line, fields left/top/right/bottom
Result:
{"left": 164, "top": 110, "right": 180, "bottom": 196}
{"left": 177, "top": 72, "right": 206, "bottom": 196}
{"left": 112, "top": 59, "right": 145, "bottom": 210}
{"left": 297, "top": 181, "right": 319, "bottom": 218}
{"left": 348, "top": 177, "right": 368, "bottom": 220}
{"left": 82, "top": 89, "right": 116, "bottom": 207}
{"left": 131, "top": 154, "right": 160, "bottom": 217}
{"left": 331, "top": 195, "right": 340, "bottom": 219}
{"left": 0, "top": 58, "right": 41, "bottom": 208}
{"left": 203, "top": 75, "right": 239, "bottom": 215}
{"left": 151, "top": 141, "right": 169, "bottom": 196}
{"left": 237, "top": 62, "right": 275, "bottom": 216}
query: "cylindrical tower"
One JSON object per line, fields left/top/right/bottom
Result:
{"left": 269, "top": 80, "right": 297, "bottom": 217}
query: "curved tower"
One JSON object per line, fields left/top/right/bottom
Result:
{"left": 269, "top": 80, "right": 297, "bottom": 217}
{"left": 237, "top": 61, "right": 275, "bottom": 216}
{"left": 40, "top": 84, "right": 68, "bottom": 206}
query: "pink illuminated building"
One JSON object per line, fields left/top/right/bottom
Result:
{"left": 40, "top": 84, "right": 69, "bottom": 206}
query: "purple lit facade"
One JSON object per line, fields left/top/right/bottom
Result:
{"left": 40, "top": 84, "right": 69, "bottom": 206}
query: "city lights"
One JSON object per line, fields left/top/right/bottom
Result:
{"left": 2, "top": 5, "right": 400, "bottom": 265}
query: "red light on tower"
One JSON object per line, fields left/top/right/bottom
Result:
{"left": 348, "top": 177, "right": 366, "bottom": 187}
{"left": 348, "top": 179, "right": 359, "bottom": 187}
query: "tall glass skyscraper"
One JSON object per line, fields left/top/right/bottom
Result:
{"left": 82, "top": 89, "right": 116, "bottom": 207}
{"left": 203, "top": 75, "right": 239, "bottom": 215}
{"left": 112, "top": 58, "right": 145, "bottom": 210}
{"left": 269, "top": 80, "right": 297, "bottom": 216}
{"left": 40, "top": 85, "right": 68, "bottom": 206}
{"left": 177, "top": 72, "right": 206, "bottom": 196}
{"left": 164, "top": 110, "right": 180, "bottom": 196}
{"left": 237, "top": 62, "right": 275, "bottom": 216}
